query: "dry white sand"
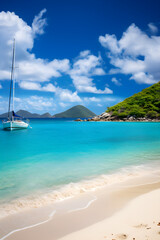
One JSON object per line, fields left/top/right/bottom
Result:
{"left": 59, "top": 188, "right": 160, "bottom": 240}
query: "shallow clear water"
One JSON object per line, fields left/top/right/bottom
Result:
{"left": 0, "top": 119, "right": 160, "bottom": 205}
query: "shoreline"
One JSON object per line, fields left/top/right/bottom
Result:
{"left": 75, "top": 118, "right": 160, "bottom": 122}
{"left": 1, "top": 161, "right": 160, "bottom": 219}
{"left": 75, "top": 111, "right": 160, "bottom": 122}
{"left": 0, "top": 167, "right": 160, "bottom": 240}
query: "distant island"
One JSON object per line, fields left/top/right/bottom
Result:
{"left": 0, "top": 110, "right": 52, "bottom": 119}
{"left": 52, "top": 105, "right": 96, "bottom": 118}
{"left": 0, "top": 105, "right": 96, "bottom": 119}
{"left": 76, "top": 82, "right": 160, "bottom": 122}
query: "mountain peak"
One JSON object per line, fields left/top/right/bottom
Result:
{"left": 53, "top": 105, "right": 96, "bottom": 118}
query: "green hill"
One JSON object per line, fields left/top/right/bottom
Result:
{"left": 0, "top": 110, "right": 52, "bottom": 118}
{"left": 53, "top": 105, "right": 96, "bottom": 118}
{"left": 16, "top": 110, "right": 40, "bottom": 118}
{"left": 39, "top": 112, "right": 52, "bottom": 118}
{"left": 16, "top": 110, "right": 52, "bottom": 118}
{"left": 106, "top": 82, "right": 160, "bottom": 119}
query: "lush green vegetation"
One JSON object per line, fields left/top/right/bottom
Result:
{"left": 107, "top": 82, "right": 160, "bottom": 119}
{"left": 53, "top": 105, "right": 96, "bottom": 118}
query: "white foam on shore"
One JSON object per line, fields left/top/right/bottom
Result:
{"left": 68, "top": 196, "right": 97, "bottom": 213}
{"left": 0, "top": 161, "right": 160, "bottom": 220}
{"left": 0, "top": 210, "right": 56, "bottom": 240}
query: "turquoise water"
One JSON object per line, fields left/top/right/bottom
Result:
{"left": 0, "top": 120, "right": 160, "bottom": 206}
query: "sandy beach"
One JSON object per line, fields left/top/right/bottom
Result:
{"left": 0, "top": 171, "right": 160, "bottom": 240}
{"left": 59, "top": 188, "right": 160, "bottom": 240}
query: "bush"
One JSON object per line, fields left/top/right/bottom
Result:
{"left": 146, "top": 111, "right": 157, "bottom": 119}
{"left": 117, "top": 112, "right": 128, "bottom": 119}
{"left": 112, "top": 111, "right": 118, "bottom": 116}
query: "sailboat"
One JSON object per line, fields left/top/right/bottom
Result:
{"left": 3, "top": 39, "right": 29, "bottom": 130}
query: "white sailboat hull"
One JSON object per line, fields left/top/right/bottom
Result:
{"left": 3, "top": 120, "right": 29, "bottom": 130}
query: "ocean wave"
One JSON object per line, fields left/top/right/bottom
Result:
{"left": 0, "top": 162, "right": 160, "bottom": 219}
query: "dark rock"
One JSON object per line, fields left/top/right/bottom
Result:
{"left": 75, "top": 118, "right": 83, "bottom": 122}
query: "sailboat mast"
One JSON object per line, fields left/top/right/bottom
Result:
{"left": 12, "top": 39, "right": 15, "bottom": 120}
{"left": 8, "top": 39, "right": 15, "bottom": 120}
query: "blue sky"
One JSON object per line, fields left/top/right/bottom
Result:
{"left": 0, "top": 0, "right": 160, "bottom": 114}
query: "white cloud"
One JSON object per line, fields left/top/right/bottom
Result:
{"left": 84, "top": 97, "right": 101, "bottom": 102}
{"left": 92, "top": 68, "right": 106, "bottom": 75}
{"left": 71, "top": 51, "right": 105, "bottom": 76}
{"left": 27, "top": 96, "right": 53, "bottom": 109}
{"left": 79, "top": 50, "right": 90, "bottom": 58}
{"left": 148, "top": 23, "right": 158, "bottom": 34}
{"left": 99, "top": 23, "right": 160, "bottom": 84}
{"left": 97, "top": 103, "right": 102, "bottom": 107}
{"left": 110, "top": 58, "right": 145, "bottom": 75}
{"left": 18, "top": 81, "right": 82, "bottom": 103}
{"left": 14, "top": 97, "right": 21, "bottom": 102}
{"left": 69, "top": 51, "right": 113, "bottom": 94}
{"left": 94, "top": 87, "right": 113, "bottom": 94}
{"left": 70, "top": 75, "right": 112, "bottom": 94}
{"left": 19, "top": 81, "right": 41, "bottom": 90}
{"left": 103, "top": 97, "right": 119, "bottom": 102}
{"left": 99, "top": 34, "right": 120, "bottom": 54}
{"left": 0, "top": 10, "right": 70, "bottom": 83}
{"left": 111, "top": 77, "right": 121, "bottom": 86}
{"left": 18, "top": 59, "right": 70, "bottom": 82}
{"left": 59, "top": 102, "right": 69, "bottom": 108}
{"left": 130, "top": 72, "right": 155, "bottom": 84}
{"left": 16, "top": 95, "right": 56, "bottom": 111}
{"left": 32, "top": 9, "right": 47, "bottom": 36}
{"left": 83, "top": 96, "right": 122, "bottom": 107}
{"left": 56, "top": 89, "right": 82, "bottom": 102}
{"left": 42, "top": 83, "right": 56, "bottom": 92}
{"left": 19, "top": 81, "right": 56, "bottom": 92}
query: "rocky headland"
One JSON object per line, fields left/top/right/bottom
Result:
{"left": 76, "top": 82, "right": 160, "bottom": 122}
{"left": 75, "top": 112, "right": 160, "bottom": 122}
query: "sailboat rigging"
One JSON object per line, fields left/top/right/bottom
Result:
{"left": 3, "top": 39, "right": 29, "bottom": 130}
